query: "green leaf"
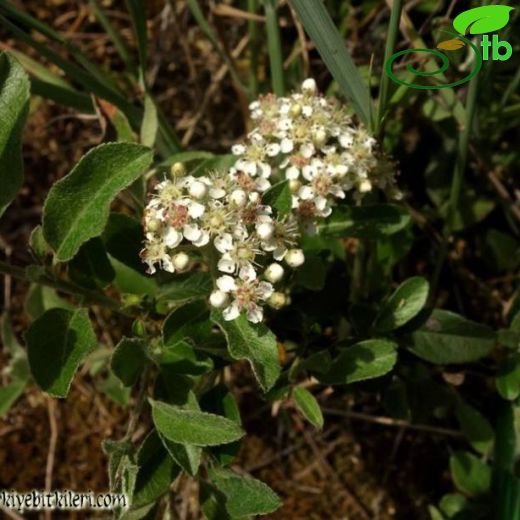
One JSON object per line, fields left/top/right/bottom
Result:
{"left": 262, "top": 180, "right": 291, "bottom": 215}
{"left": 450, "top": 450, "right": 491, "bottom": 496}
{"left": 0, "top": 380, "right": 27, "bottom": 417}
{"left": 320, "top": 339, "right": 398, "bottom": 385}
{"left": 161, "top": 435, "right": 202, "bottom": 477}
{"left": 453, "top": 6, "right": 514, "bottom": 35}
{"left": 25, "top": 308, "right": 97, "bottom": 397}
{"left": 374, "top": 277, "right": 429, "bottom": 332}
{"left": 140, "top": 94, "right": 158, "bottom": 147}
{"left": 68, "top": 237, "right": 115, "bottom": 289}
{"left": 410, "top": 310, "right": 496, "bottom": 364}
{"left": 29, "top": 225, "right": 51, "bottom": 260}
{"left": 158, "top": 272, "right": 213, "bottom": 304}
{"left": 318, "top": 204, "right": 411, "bottom": 239}
{"left": 132, "top": 431, "right": 180, "bottom": 507}
{"left": 456, "top": 400, "right": 494, "bottom": 455}
{"left": 496, "top": 354, "right": 520, "bottom": 401}
{"left": 208, "top": 467, "right": 282, "bottom": 518}
{"left": 163, "top": 301, "right": 212, "bottom": 347}
{"left": 150, "top": 400, "right": 244, "bottom": 446}
{"left": 43, "top": 143, "right": 153, "bottom": 261}
{"left": 290, "top": 0, "right": 372, "bottom": 128}
{"left": 200, "top": 385, "right": 242, "bottom": 466}
{"left": 24, "top": 284, "right": 73, "bottom": 321}
{"left": 157, "top": 340, "right": 213, "bottom": 375}
{"left": 439, "top": 494, "right": 468, "bottom": 518}
{"left": 111, "top": 338, "right": 147, "bottom": 387}
{"left": 293, "top": 387, "right": 324, "bottom": 429}
{"left": 211, "top": 311, "right": 281, "bottom": 392}
{"left": 263, "top": 0, "right": 285, "bottom": 96}
{"left": 0, "top": 52, "right": 30, "bottom": 218}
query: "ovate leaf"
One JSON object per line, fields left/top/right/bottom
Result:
{"left": 150, "top": 400, "right": 244, "bottom": 446}
{"left": 410, "top": 310, "right": 496, "bottom": 364}
{"left": 453, "top": 6, "right": 514, "bottom": 35}
{"left": 211, "top": 311, "right": 281, "bottom": 392}
{"left": 450, "top": 451, "right": 491, "bottom": 497}
{"left": 496, "top": 354, "right": 520, "bottom": 401}
{"left": 263, "top": 181, "right": 291, "bottom": 215}
{"left": 455, "top": 400, "right": 494, "bottom": 455}
{"left": 132, "top": 431, "right": 180, "bottom": 507}
{"left": 293, "top": 387, "right": 324, "bottom": 429}
{"left": 208, "top": 467, "right": 282, "bottom": 518}
{"left": 374, "top": 277, "right": 429, "bottom": 332}
{"left": 43, "top": 143, "right": 153, "bottom": 261}
{"left": 0, "top": 52, "right": 30, "bottom": 218}
{"left": 111, "top": 337, "right": 147, "bottom": 387}
{"left": 320, "top": 339, "right": 398, "bottom": 385}
{"left": 318, "top": 204, "right": 411, "bottom": 239}
{"left": 25, "top": 308, "right": 97, "bottom": 397}
{"left": 24, "top": 284, "right": 73, "bottom": 321}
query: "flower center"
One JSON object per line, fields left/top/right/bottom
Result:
{"left": 168, "top": 204, "right": 189, "bottom": 228}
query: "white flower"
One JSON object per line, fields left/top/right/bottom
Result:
{"left": 216, "top": 276, "right": 274, "bottom": 323}
{"left": 302, "top": 78, "right": 317, "bottom": 94}
{"left": 264, "top": 263, "right": 284, "bottom": 283}
{"left": 285, "top": 248, "right": 305, "bottom": 268}
{"left": 188, "top": 179, "right": 209, "bottom": 199}
{"left": 172, "top": 252, "right": 190, "bottom": 271}
{"left": 256, "top": 221, "right": 274, "bottom": 240}
{"left": 209, "top": 290, "right": 229, "bottom": 309}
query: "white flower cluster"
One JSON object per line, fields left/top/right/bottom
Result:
{"left": 141, "top": 79, "right": 399, "bottom": 323}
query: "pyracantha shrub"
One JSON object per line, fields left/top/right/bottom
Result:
{"left": 141, "top": 79, "right": 401, "bottom": 323}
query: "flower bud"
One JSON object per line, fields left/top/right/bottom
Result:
{"left": 290, "top": 103, "right": 302, "bottom": 117}
{"left": 172, "top": 252, "right": 190, "bottom": 271}
{"left": 209, "top": 290, "right": 229, "bottom": 309}
{"left": 147, "top": 218, "right": 162, "bottom": 232}
{"left": 264, "top": 263, "right": 284, "bottom": 283}
{"left": 289, "top": 179, "right": 301, "bottom": 193}
{"left": 285, "top": 248, "right": 305, "bottom": 268}
{"left": 188, "top": 180, "right": 208, "bottom": 199}
{"left": 313, "top": 128, "right": 327, "bottom": 147}
{"left": 358, "top": 179, "right": 372, "bottom": 193}
{"left": 302, "top": 78, "right": 317, "bottom": 94}
{"left": 132, "top": 319, "right": 146, "bottom": 337}
{"left": 170, "top": 162, "right": 185, "bottom": 177}
{"left": 230, "top": 189, "right": 247, "bottom": 207}
{"left": 269, "top": 292, "right": 288, "bottom": 309}
{"left": 256, "top": 222, "right": 275, "bottom": 240}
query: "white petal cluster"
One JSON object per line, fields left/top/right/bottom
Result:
{"left": 237, "top": 79, "right": 401, "bottom": 227}
{"left": 142, "top": 80, "right": 400, "bottom": 323}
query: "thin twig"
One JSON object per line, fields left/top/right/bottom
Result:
{"left": 45, "top": 398, "right": 59, "bottom": 520}
{"left": 322, "top": 408, "right": 463, "bottom": 437}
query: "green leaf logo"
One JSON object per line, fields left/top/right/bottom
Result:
{"left": 453, "top": 5, "right": 514, "bottom": 35}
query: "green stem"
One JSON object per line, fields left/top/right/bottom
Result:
{"left": 377, "top": 0, "right": 403, "bottom": 135}
{"left": 0, "top": 260, "right": 130, "bottom": 316}
{"left": 431, "top": 73, "right": 479, "bottom": 297}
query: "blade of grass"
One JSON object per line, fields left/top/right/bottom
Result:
{"left": 31, "top": 79, "right": 94, "bottom": 113}
{"left": 0, "top": 16, "right": 136, "bottom": 114}
{"left": 263, "top": 0, "right": 285, "bottom": 96}
{"left": 0, "top": 1, "right": 122, "bottom": 94}
{"left": 430, "top": 71, "right": 479, "bottom": 297}
{"left": 377, "top": 0, "right": 403, "bottom": 135}
{"left": 248, "top": 0, "right": 260, "bottom": 97}
{"left": 89, "top": 0, "right": 136, "bottom": 76}
{"left": 125, "top": 0, "right": 148, "bottom": 86}
{"left": 290, "top": 0, "right": 372, "bottom": 129}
